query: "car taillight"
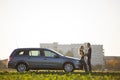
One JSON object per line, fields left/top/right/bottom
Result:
{"left": 9, "top": 55, "right": 14, "bottom": 61}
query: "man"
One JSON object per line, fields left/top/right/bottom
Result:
{"left": 86, "top": 43, "right": 92, "bottom": 72}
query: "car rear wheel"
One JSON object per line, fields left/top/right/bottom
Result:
{"left": 64, "top": 63, "right": 74, "bottom": 72}
{"left": 17, "top": 63, "right": 27, "bottom": 72}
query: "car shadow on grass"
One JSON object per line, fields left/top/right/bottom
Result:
{"left": 28, "top": 70, "right": 120, "bottom": 76}
{"left": 0, "top": 70, "right": 120, "bottom": 76}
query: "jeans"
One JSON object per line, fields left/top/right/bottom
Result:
{"left": 81, "top": 58, "right": 88, "bottom": 72}
{"left": 87, "top": 58, "right": 92, "bottom": 72}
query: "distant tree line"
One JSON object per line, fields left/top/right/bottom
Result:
{"left": 105, "top": 59, "right": 120, "bottom": 71}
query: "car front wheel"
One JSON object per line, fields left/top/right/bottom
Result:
{"left": 64, "top": 63, "right": 74, "bottom": 72}
{"left": 17, "top": 63, "right": 27, "bottom": 72}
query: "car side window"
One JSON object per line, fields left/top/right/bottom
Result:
{"left": 44, "top": 50, "right": 57, "bottom": 58}
{"left": 29, "top": 50, "right": 40, "bottom": 56}
{"left": 16, "top": 50, "right": 27, "bottom": 56}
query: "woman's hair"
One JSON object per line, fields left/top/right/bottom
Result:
{"left": 80, "top": 46, "right": 84, "bottom": 50}
{"left": 78, "top": 46, "right": 84, "bottom": 55}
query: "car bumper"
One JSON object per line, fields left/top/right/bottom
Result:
{"left": 74, "top": 60, "right": 83, "bottom": 70}
{"left": 8, "top": 61, "right": 16, "bottom": 69}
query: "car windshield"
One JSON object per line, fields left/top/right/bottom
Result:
{"left": 49, "top": 49, "right": 64, "bottom": 56}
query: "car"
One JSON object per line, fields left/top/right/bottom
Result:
{"left": 8, "top": 48, "right": 83, "bottom": 72}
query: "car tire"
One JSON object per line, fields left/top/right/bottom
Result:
{"left": 16, "top": 63, "right": 27, "bottom": 72}
{"left": 64, "top": 63, "right": 74, "bottom": 72}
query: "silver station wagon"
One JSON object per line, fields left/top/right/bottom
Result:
{"left": 8, "top": 48, "right": 83, "bottom": 72}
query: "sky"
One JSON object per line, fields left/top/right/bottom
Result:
{"left": 0, "top": 0, "right": 120, "bottom": 59}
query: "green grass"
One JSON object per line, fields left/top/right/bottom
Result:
{"left": 0, "top": 71, "right": 120, "bottom": 80}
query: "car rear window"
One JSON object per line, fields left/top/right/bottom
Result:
{"left": 15, "top": 50, "right": 28, "bottom": 56}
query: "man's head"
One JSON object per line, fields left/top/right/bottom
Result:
{"left": 87, "top": 43, "right": 91, "bottom": 48}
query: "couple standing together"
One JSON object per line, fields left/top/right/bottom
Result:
{"left": 79, "top": 43, "right": 92, "bottom": 72}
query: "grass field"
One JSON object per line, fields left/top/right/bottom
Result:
{"left": 0, "top": 70, "right": 120, "bottom": 80}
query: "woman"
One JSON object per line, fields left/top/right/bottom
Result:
{"left": 79, "top": 46, "right": 88, "bottom": 72}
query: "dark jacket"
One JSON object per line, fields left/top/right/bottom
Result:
{"left": 87, "top": 48, "right": 92, "bottom": 59}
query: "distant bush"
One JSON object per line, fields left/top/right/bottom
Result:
{"left": 65, "top": 51, "right": 74, "bottom": 57}
{"left": 0, "top": 61, "right": 7, "bottom": 69}
{"left": 105, "top": 59, "right": 120, "bottom": 71}
{"left": 92, "top": 65, "right": 103, "bottom": 71}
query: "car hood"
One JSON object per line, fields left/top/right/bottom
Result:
{"left": 63, "top": 56, "right": 80, "bottom": 60}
